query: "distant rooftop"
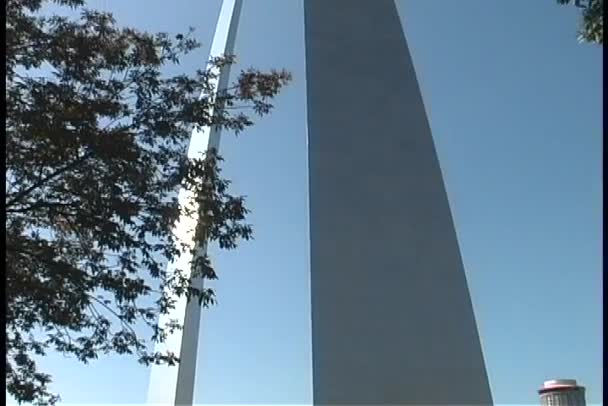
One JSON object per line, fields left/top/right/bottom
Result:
{"left": 539, "top": 379, "right": 584, "bottom": 394}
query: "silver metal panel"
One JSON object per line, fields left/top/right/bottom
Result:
{"left": 146, "top": 1, "right": 243, "bottom": 404}
{"left": 172, "top": 0, "right": 243, "bottom": 391}
{"left": 304, "top": 0, "right": 493, "bottom": 404}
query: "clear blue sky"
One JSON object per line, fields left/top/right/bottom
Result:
{"left": 12, "top": 0, "right": 602, "bottom": 405}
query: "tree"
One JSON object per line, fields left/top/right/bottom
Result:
{"left": 5, "top": 0, "right": 291, "bottom": 404}
{"left": 557, "top": 0, "right": 603, "bottom": 44}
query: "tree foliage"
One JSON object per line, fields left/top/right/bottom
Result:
{"left": 5, "top": 0, "right": 291, "bottom": 404}
{"left": 557, "top": 0, "right": 603, "bottom": 44}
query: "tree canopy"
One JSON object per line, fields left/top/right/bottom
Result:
{"left": 557, "top": 0, "right": 603, "bottom": 44}
{"left": 5, "top": 0, "right": 291, "bottom": 404}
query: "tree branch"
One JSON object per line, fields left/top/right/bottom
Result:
{"left": 6, "top": 151, "right": 94, "bottom": 208}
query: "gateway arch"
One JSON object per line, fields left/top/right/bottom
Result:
{"left": 148, "top": 1, "right": 493, "bottom": 404}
